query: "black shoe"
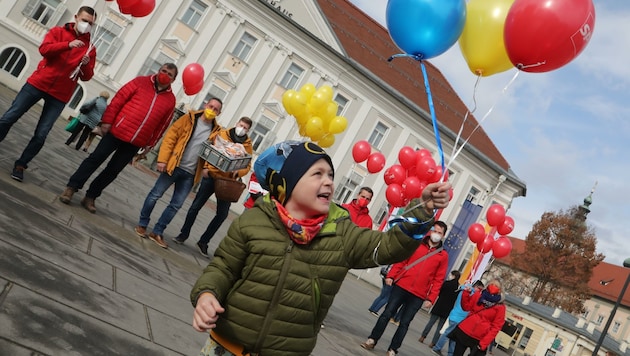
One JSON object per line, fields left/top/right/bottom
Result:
{"left": 172, "top": 236, "right": 186, "bottom": 245}
{"left": 196, "top": 242, "right": 209, "bottom": 257}
{"left": 10, "top": 166, "right": 24, "bottom": 182}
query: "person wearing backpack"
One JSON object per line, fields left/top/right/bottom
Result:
{"left": 65, "top": 91, "right": 109, "bottom": 150}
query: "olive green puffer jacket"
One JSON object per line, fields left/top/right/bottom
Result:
{"left": 190, "top": 196, "right": 434, "bottom": 356}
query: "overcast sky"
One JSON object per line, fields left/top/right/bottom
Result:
{"left": 348, "top": 0, "right": 630, "bottom": 265}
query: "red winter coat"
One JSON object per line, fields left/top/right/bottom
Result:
{"left": 100, "top": 75, "right": 176, "bottom": 147}
{"left": 457, "top": 290, "right": 506, "bottom": 350}
{"left": 387, "top": 238, "right": 448, "bottom": 303}
{"left": 341, "top": 200, "right": 373, "bottom": 228}
{"left": 27, "top": 23, "right": 96, "bottom": 102}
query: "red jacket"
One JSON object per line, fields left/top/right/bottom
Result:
{"left": 341, "top": 200, "right": 373, "bottom": 228}
{"left": 101, "top": 74, "right": 176, "bottom": 147}
{"left": 387, "top": 238, "right": 448, "bottom": 303}
{"left": 458, "top": 290, "right": 506, "bottom": 350}
{"left": 27, "top": 22, "right": 96, "bottom": 102}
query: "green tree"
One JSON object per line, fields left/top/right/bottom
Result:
{"left": 505, "top": 206, "right": 604, "bottom": 313}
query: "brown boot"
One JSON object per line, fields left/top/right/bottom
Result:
{"left": 59, "top": 187, "right": 76, "bottom": 204}
{"left": 418, "top": 336, "right": 425, "bottom": 343}
{"left": 81, "top": 197, "right": 97, "bottom": 214}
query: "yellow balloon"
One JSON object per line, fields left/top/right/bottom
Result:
{"left": 317, "top": 85, "right": 334, "bottom": 102}
{"left": 298, "top": 124, "right": 307, "bottom": 137}
{"left": 305, "top": 116, "right": 325, "bottom": 140}
{"left": 309, "top": 91, "right": 329, "bottom": 112}
{"left": 299, "top": 83, "right": 316, "bottom": 101}
{"left": 459, "top": 0, "right": 515, "bottom": 77}
{"left": 323, "top": 102, "right": 338, "bottom": 121}
{"left": 318, "top": 134, "right": 335, "bottom": 148}
{"left": 282, "top": 90, "right": 297, "bottom": 114}
{"left": 289, "top": 92, "right": 308, "bottom": 120}
{"left": 328, "top": 116, "right": 348, "bottom": 134}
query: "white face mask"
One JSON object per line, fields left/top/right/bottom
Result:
{"left": 76, "top": 21, "right": 92, "bottom": 34}
{"left": 430, "top": 232, "right": 442, "bottom": 243}
{"left": 234, "top": 126, "right": 247, "bottom": 137}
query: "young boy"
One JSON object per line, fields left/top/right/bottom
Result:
{"left": 190, "top": 141, "right": 451, "bottom": 356}
{"left": 134, "top": 98, "right": 222, "bottom": 248}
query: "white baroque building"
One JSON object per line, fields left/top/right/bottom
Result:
{"left": 0, "top": 0, "right": 526, "bottom": 279}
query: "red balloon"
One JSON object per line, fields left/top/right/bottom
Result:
{"left": 492, "top": 236, "right": 513, "bottom": 258}
{"left": 182, "top": 63, "right": 205, "bottom": 93}
{"left": 117, "top": 0, "right": 140, "bottom": 14}
{"left": 448, "top": 187, "right": 454, "bottom": 201}
{"left": 504, "top": 0, "right": 596, "bottom": 73}
{"left": 398, "top": 146, "right": 417, "bottom": 169}
{"left": 386, "top": 183, "right": 405, "bottom": 207}
{"left": 416, "top": 156, "right": 437, "bottom": 182}
{"left": 402, "top": 176, "right": 423, "bottom": 199}
{"left": 129, "top": 0, "right": 155, "bottom": 17}
{"left": 384, "top": 164, "right": 406, "bottom": 185}
{"left": 352, "top": 140, "right": 371, "bottom": 163}
{"left": 367, "top": 152, "right": 386, "bottom": 173}
{"left": 184, "top": 81, "right": 203, "bottom": 95}
{"left": 468, "top": 223, "right": 486, "bottom": 244}
{"left": 477, "top": 234, "right": 495, "bottom": 254}
{"left": 497, "top": 216, "right": 515, "bottom": 236}
{"left": 417, "top": 148, "right": 432, "bottom": 158}
{"left": 406, "top": 165, "right": 417, "bottom": 178}
{"left": 486, "top": 204, "right": 506, "bottom": 227}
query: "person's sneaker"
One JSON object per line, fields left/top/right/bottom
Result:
{"left": 430, "top": 349, "right": 443, "bottom": 356}
{"left": 172, "top": 236, "right": 186, "bottom": 244}
{"left": 386, "top": 350, "right": 396, "bottom": 356}
{"left": 419, "top": 336, "right": 425, "bottom": 343}
{"left": 148, "top": 233, "right": 168, "bottom": 249}
{"left": 360, "top": 338, "right": 376, "bottom": 350}
{"left": 369, "top": 310, "right": 379, "bottom": 317}
{"left": 81, "top": 197, "right": 97, "bottom": 214}
{"left": 389, "top": 318, "right": 400, "bottom": 326}
{"left": 10, "top": 166, "right": 25, "bottom": 182}
{"left": 134, "top": 226, "right": 148, "bottom": 238}
{"left": 196, "top": 241, "right": 209, "bottom": 257}
{"left": 429, "top": 343, "right": 435, "bottom": 348}
{"left": 59, "top": 187, "right": 76, "bottom": 204}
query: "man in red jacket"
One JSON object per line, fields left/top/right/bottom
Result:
{"left": 361, "top": 220, "right": 449, "bottom": 356}
{"left": 341, "top": 187, "right": 373, "bottom": 228}
{"left": 0, "top": 6, "right": 97, "bottom": 182}
{"left": 59, "top": 63, "right": 178, "bottom": 214}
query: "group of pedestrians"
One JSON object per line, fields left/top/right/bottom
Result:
{"left": 0, "top": 5, "right": 253, "bottom": 256}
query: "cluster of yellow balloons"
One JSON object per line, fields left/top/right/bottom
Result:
{"left": 282, "top": 83, "right": 348, "bottom": 148}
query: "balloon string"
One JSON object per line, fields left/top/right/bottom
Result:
{"left": 448, "top": 74, "right": 480, "bottom": 181}
{"left": 445, "top": 70, "right": 520, "bottom": 174}
{"left": 70, "top": 1, "right": 108, "bottom": 80}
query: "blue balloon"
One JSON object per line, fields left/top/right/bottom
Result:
{"left": 386, "top": 0, "right": 466, "bottom": 59}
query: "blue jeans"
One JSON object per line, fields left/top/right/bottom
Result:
{"left": 368, "top": 284, "right": 424, "bottom": 353}
{"left": 178, "top": 175, "right": 231, "bottom": 245}
{"left": 0, "top": 83, "right": 66, "bottom": 168}
{"left": 422, "top": 313, "right": 447, "bottom": 345}
{"left": 369, "top": 279, "right": 393, "bottom": 313}
{"left": 67, "top": 133, "right": 139, "bottom": 198}
{"left": 433, "top": 318, "right": 459, "bottom": 356}
{"left": 139, "top": 167, "right": 194, "bottom": 236}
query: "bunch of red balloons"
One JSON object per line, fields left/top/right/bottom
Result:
{"left": 380, "top": 146, "right": 449, "bottom": 208}
{"left": 467, "top": 204, "right": 514, "bottom": 258}
{"left": 113, "top": 0, "right": 156, "bottom": 18}
{"left": 182, "top": 63, "right": 205, "bottom": 95}
{"left": 352, "top": 140, "right": 386, "bottom": 174}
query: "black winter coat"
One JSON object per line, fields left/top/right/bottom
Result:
{"left": 430, "top": 278, "right": 460, "bottom": 318}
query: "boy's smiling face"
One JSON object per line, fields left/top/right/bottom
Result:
{"left": 284, "top": 159, "right": 334, "bottom": 220}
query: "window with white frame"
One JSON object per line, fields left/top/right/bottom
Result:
{"left": 249, "top": 116, "right": 277, "bottom": 153}
{"left": 375, "top": 202, "right": 390, "bottom": 227}
{"left": 22, "top": 0, "right": 63, "bottom": 27}
{"left": 334, "top": 171, "right": 364, "bottom": 203}
{"left": 181, "top": 0, "right": 207, "bottom": 28}
{"left": 466, "top": 186, "right": 480, "bottom": 203}
{"left": 232, "top": 32, "right": 257, "bottom": 62}
{"left": 596, "top": 315, "right": 604, "bottom": 325}
{"left": 202, "top": 85, "right": 227, "bottom": 106}
{"left": 68, "top": 85, "right": 85, "bottom": 110}
{"left": 94, "top": 19, "right": 124, "bottom": 65}
{"left": 368, "top": 121, "right": 388, "bottom": 148}
{"left": 581, "top": 309, "right": 590, "bottom": 319}
{"left": 278, "top": 63, "right": 304, "bottom": 89}
{"left": 613, "top": 321, "right": 621, "bottom": 333}
{"left": 517, "top": 328, "right": 533, "bottom": 349}
{"left": 0, "top": 47, "right": 27, "bottom": 77}
{"left": 334, "top": 93, "right": 349, "bottom": 115}
{"left": 138, "top": 53, "right": 175, "bottom": 76}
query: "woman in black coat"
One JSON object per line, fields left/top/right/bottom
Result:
{"left": 418, "top": 270, "right": 461, "bottom": 347}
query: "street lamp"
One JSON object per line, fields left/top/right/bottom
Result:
{"left": 592, "top": 258, "right": 630, "bottom": 355}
